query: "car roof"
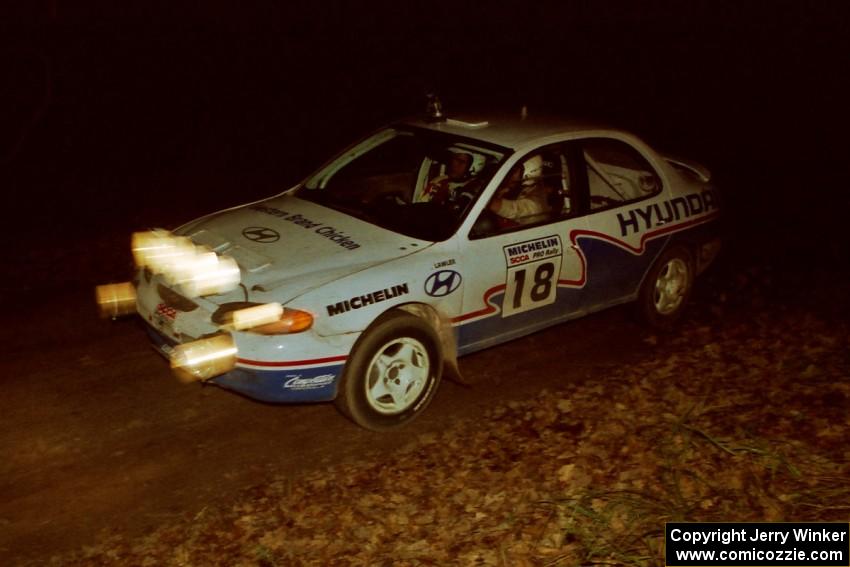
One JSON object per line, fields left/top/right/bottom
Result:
{"left": 401, "top": 112, "right": 616, "bottom": 149}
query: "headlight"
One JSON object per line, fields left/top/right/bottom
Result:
{"left": 212, "top": 302, "right": 314, "bottom": 335}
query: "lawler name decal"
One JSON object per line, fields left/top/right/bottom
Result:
{"left": 326, "top": 284, "right": 409, "bottom": 316}
{"left": 616, "top": 189, "right": 717, "bottom": 237}
{"left": 251, "top": 205, "right": 360, "bottom": 250}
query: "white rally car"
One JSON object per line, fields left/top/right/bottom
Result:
{"left": 131, "top": 110, "right": 720, "bottom": 430}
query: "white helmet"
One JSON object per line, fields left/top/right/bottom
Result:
{"left": 522, "top": 154, "right": 544, "bottom": 181}
{"left": 448, "top": 148, "right": 487, "bottom": 178}
{"left": 468, "top": 152, "right": 487, "bottom": 176}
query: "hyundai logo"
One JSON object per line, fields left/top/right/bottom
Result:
{"left": 242, "top": 226, "right": 280, "bottom": 243}
{"left": 424, "top": 270, "right": 462, "bottom": 297}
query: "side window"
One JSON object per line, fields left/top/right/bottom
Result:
{"left": 413, "top": 147, "right": 493, "bottom": 205}
{"left": 472, "top": 145, "right": 574, "bottom": 238}
{"left": 582, "top": 138, "right": 661, "bottom": 210}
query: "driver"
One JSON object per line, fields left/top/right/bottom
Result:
{"left": 420, "top": 150, "right": 473, "bottom": 205}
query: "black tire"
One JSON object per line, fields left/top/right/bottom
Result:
{"left": 335, "top": 311, "right": 442, "bottom": 431}
{"left": 637, "top": 246, "right": 694, "bottom": 331}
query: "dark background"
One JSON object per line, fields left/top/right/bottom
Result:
{"left": 2, "top": 1, "right": 849, "bottom": 293}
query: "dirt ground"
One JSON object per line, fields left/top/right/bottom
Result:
{"left": 1, "top": 213, "right": 846, "bottom": 565}
{"left": 0, "top": 282, "right": 648, "bottom": 565}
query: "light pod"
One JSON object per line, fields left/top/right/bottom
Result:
{"left": 95, "top": 282, "right": 137, "bottom": 318}
{"left": 170, "top": 334, "right": 237, "bottom": 382}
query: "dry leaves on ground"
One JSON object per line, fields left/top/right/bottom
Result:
{"left": 56, "top": 297, "right": 849, "bottom": 566}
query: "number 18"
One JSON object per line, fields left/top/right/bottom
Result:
{"left": 503, "top": 258, "right": 560, "bottom": 317}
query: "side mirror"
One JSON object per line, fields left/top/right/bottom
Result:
{"left": 470, "top": 210, "right": 498, "bottom": 239}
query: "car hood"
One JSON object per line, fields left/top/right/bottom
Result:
{"left": 177, "top": 194, "right": 431, "bottom": 304}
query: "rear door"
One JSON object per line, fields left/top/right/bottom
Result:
{"left": 570, "top": 136, "right": 670, "bottom": 311}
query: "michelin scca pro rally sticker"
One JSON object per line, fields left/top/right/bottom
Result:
{"left": 502, "top": 235, "right": 563, "bottom": 317}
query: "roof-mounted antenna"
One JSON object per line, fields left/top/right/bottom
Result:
{"left": 425, "top": 93, "right": 446, "bottom": 122}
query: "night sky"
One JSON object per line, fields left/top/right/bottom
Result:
{"left": 3, "top": 1, "right": 849, "bottom": 290}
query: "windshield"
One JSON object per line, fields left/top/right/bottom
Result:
{"left": 295, "top": 127, "right": 508, "bottom": 241}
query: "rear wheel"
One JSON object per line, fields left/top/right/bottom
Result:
{"left": 638, "top": 246, "right": 693, "bottom": 331}
{"left": 336, "top": 311, "right": 442, "bottom": 430}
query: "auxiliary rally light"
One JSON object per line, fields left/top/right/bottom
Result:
{"left": 170, "top": 334, "right": 238, "bottom": 382}
{"left": 94, "top": 229, "right": 242, "bottom": 319}
{"left": 131, "top": 229, "right": 241, "bottom": 298}
{"left": 95, "top": 282, "right": 137, "bottom": 318}
{"left": 231, "top": 302, "right": 284, "bottom": 330}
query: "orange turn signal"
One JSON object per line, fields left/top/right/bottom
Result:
{"left": 249, "top": 308, "right": 314, "bottom": 335}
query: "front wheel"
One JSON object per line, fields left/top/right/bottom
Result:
{"left": 637, "top": 246, "right": 694, "bottom": 331}
{"left": 336, "top": 311, "right": 442, "bottom": 430}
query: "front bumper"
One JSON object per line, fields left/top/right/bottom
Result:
{"left": 143, "top": 322, "right": 346, "bottom": 403}
{"left": 136, "top": 274, "right": 353, "bottom": 403}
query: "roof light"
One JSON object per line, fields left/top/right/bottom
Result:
{"left": 425, "top": 93, "right": 445, "bottom": 122}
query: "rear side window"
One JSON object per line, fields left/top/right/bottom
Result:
{"left": 582, "top": 138, "right": 662, "bottom": 210}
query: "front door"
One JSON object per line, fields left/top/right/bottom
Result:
{"left": 454, "top": 146, "right": 589, "bottom": 355}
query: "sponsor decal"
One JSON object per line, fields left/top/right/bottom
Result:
{"left": 156, "top": 302, "right": 177, "bottom": 320}
{"left": 616, "top": 188, "right": 718, "bottom": 237}
{"left": 284, "top": 213, "right": 321, "bottom": 229}
{"left": 326, "top": 283, "right": 409, "bottom": 316}
{"left": 503, "top": 235, "right": 562, "bottom": 267}
{"left": 283, "top": 374, "right": 335, "bottom": 390}
{"left": 153, "top": 303, "right": 178, "bottom": 337}
{"left": 502, "top": 236, "right": 563, "bottom": 317}
{"left": 424, "top": 270, "right": 462, "bottom": 297}
{"left": 251, "top": 205, "right": 289, "bottom": 219}
{"left": 250, "top": 204, "right": 360, "bottom": 250}
{"left": 315, "top": 226, "right": 360, "bottom": 250}
{"left": 433, "top": 258, "right": 456, "bottom": 269}
{"left": 242, "top": 226, "right": 280, "bottom": 243}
